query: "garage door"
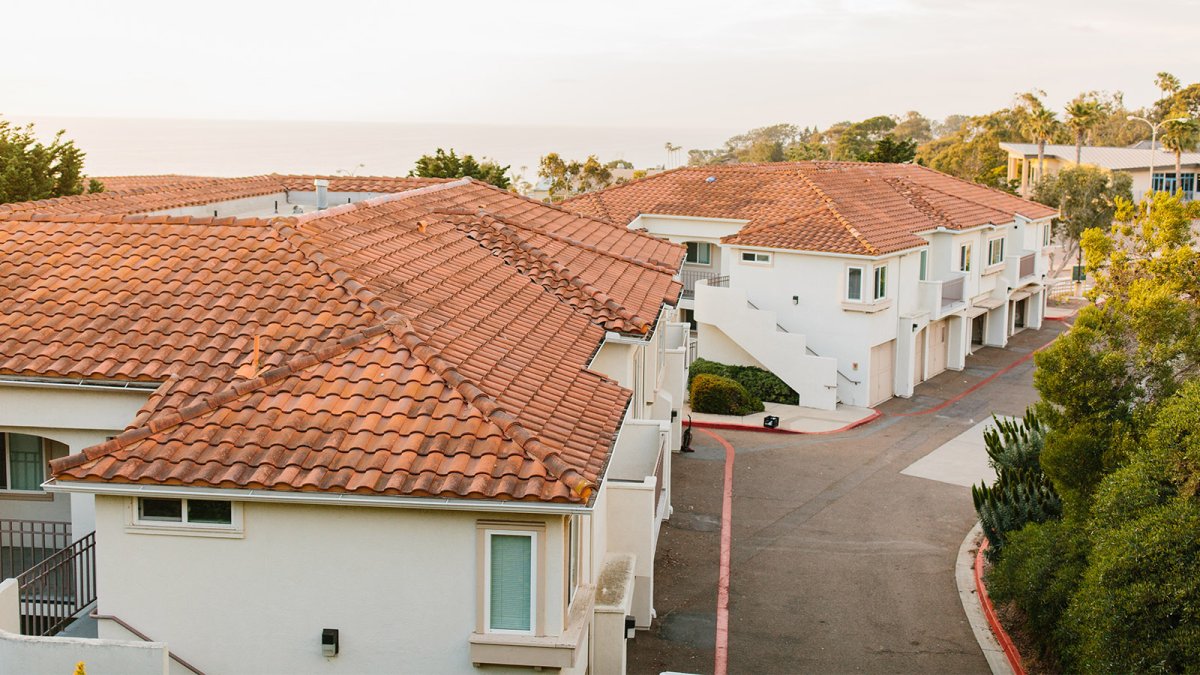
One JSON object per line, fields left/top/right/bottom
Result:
{"left": 927, "top": 320, "right": 948, "bottom": 378}
{"left": 870, "top": 340, "right": 895, "bottom": 406}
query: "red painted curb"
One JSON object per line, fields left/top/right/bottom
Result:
{"left": 686, "top": 409, "right": 882, "bottom": 436}
{"left": 975, "top": 539, "right": 1026, "bottom": 675}
{"left": 695, "top": 428, "right": 735, "bottom": 675}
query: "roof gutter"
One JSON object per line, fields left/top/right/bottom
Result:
{"left": 0, "top": 375, "right": 162, "bottom": 393}
{"left": 44, "top": 480, "right": 594, "bottom": 515}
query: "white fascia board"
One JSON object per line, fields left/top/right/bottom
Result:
{"left": 632, "top": 213, "right": 751, "bottom": 227}
{"left": 45, "top": 480, "right": 593, "bottom": 515}
{"left": 0, "top": 376, "right": 163, "bottom": 394}
{"left": 911, "top": 222, "right": 1005, "bottom": 237}
{"left": 728, "top": 243, "right": 911, "bottom": 262}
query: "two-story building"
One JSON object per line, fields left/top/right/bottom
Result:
{"left": 1000, "top": 142, "right": 1200, "bottom": 201}
{"left": 565, "top": 162, "right": 1058, "bottom": 409}
{"left": 0, "top": 175, "right": 687, "bottom": 673}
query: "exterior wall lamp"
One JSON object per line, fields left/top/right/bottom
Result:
{"left": 322, "top": 628, "right": 340, "bottom": 657}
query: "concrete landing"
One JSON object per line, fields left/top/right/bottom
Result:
{"left": 900, "top": 418, "right": 1008, "bottom": 487}
{"left": 684, "top": 400, "right": 877, "bottom": 434}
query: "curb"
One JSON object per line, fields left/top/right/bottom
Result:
{"left": 975, "top": 538, "right": 1026, "bottom": 675}
{"left": 686, "top": 409, "right": 882, "bottom": 436}
{"left": 955, "top": 524, "right": 1014, "bottom": 675}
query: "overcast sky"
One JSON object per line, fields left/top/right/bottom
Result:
{"left": 6, "top": 0, "right": 1197, "bottom": 130}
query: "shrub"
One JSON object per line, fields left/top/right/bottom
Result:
{"left": 988, "top": 519, "right": 1088, "bottom": 661}
{"left": 971, "top": 409, "right": 1061, "bottom": 561}
{"left": 689, "top": 374, "right": 764, "bottom": 416}
{"left": 688, "top": 358, "right": 798, "bottom": 405}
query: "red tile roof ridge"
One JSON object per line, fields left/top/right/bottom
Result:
{"left": 792, "top": 166, "right": 879, "bottom": 256}
{"left": 51, "top": 322, "right": 401, "bottom": 475}
{"left": 436, "top": 206, "right": 681, "bottom": 276}
{"left": 881, "top": 175, "right": 959, "bottom": 231}
{"left": 290, "top": 178, "right": 475, "bottom": 224}
{"left": 268, "top": 215, "right": 598, "bottom": 502}
{"left": 897, "top": 162, "right": 1057, "bottom": 218}
{"left": 442, "top": 211, "right": 656, "bottom": 334}
{"left": 0, "top": 213, "right": 278, "bottom": 227}
{"left": 559, "top": 165, "right": 695, "bottom": 211}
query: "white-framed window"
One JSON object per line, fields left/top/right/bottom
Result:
{"left": 567, "top": 516, "right": 580, "bottom": 604}
{"left": 959, "top": 243, "right": 973, "bottom": 272}
{"left": 740, "top": 251, "right": 771, "bottom": 265}
{"left": 485, "top": 530, "right": 537, "bottom": 635}
{"left": 987, "top": 238, "right": 1005, "bottom": 266}
{"left": 0, "top": 433, "right": 66, "bottom": 493}
{"left": 846, "top": 266, "right": 864, "bottom": 301}
{"left": 127, "top": 497, "right": 243, "bottom": 538}
{"left": 873, "top": 266, "right": 887, "bottom": 300}
{"left": 1043, "top": 223, "right": 1052, "bottom": 246}
{"left": 919, "top": 250, "right": 928, "bottom": 281}
{"left": 685, "top": 242, "right": 711, "bottom": 265}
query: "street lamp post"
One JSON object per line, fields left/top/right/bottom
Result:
{"left": 1128, "top": 116, "right": 1191, "bottom": 200}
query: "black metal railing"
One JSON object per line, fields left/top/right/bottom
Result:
{"left": 17, "top": 531, "right": 96, "bottom": 636}
{"left": 1, "top": 519, "right": 71, "bottom": 581}
{"left": 681, "top": 269, "right": 722, "bottom": 299}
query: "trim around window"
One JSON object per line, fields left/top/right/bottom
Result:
{"left": 126, "top": 497, "right": 244, "bottom": 538}
{"left": 477, "top": 520, "right": 546, "bottom": 638}
{"left": 739, "top": 250, "right": 772, "bottom": 265}
{"left": 987, "top": 237, "right": 1005, "bottom": 266}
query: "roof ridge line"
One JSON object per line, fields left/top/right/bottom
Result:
{"left": 291, "top": 178, "right": 474, "bottom": 224}
{"left": 50, "top": 323, "right": 397, "bottom": 474}
{"left": 794, "top": 167, "right": 880, "bottom": 256}
{"left": 435, "top": 206, "right": 679, "bottom": 275}
{"left": 445, "top": 211, "right": 655, "bottom": 334}
{"left": 883, "top": 175, "right": 958, "bottom": 230}
{"left": 905, "top": 163, "right": 1036, "bottom": 214}
{"left": 270, "top": 216, "right": 595, "bottom": 501}
{"left": 559, "top": 164, "right": 695, "bottom": 207}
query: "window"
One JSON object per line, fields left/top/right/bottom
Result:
{"left": 0, "top": 433, "right": 60, "bottom": 492}
{"left": 486, "top": 531, "right": 536, "bottom": 634}
{"left": 567, "top": 517, "right": 580, "bottom": 604}
{"left": 987, "top": 238, "right": 1005, "bottom": 266}
{"left": 1152, "top": 172, "right": 1196, "bottom": 199}
{"left": 919, "top": 250, "right": 928, "bottom": 281}
{"left": 873, "top": 266, "right": 887, "bottom": 300}
{"left": 136, "top": 498, "right": 234, "bottom": 526}
{"left": 685, "top": 242, "right": 711, "bottom": 265}
{"left": 959, "top": 243, "right": 972, "bottom": 272}
{"left": 1043, "top": 223, "right": 1052, "bottom": 246}
{"left": 740, "top": 251, "right": 771, "bottom": 264}
{"left": 846, "top": 266, "right": 864, "bottom": 301}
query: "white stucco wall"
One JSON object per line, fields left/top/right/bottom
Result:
{"left": 92, "top": 497, "right": 570, "bottom": 674}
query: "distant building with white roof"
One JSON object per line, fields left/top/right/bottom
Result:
{"left": 1000, "top": 142, "right": 1200, "bottom": 201}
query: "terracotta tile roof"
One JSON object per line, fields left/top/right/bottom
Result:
{"left": 563, "top": 162, "right": 1059, "bottom": 256}
{"left": 0, "top": 174, "right": 448, "bottom": 219}
{"left": 18, "top": 180, "right": 678, "bottom": 504}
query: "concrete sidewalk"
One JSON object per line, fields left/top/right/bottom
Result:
{"left": 685, "top": 400, "right": 878, "bottom": 434}
{"left": 900, "top": 418, "right": 1009, "bottom": 488}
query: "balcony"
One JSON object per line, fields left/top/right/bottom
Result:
{"left": 680, "top": 268, "right": 722, "bottom": 300}
{"left": 1002, "top": 252, "right": 1039, "bottom": 288}
{"left": 919, "top": 274, "right": 967, "bottom": 319}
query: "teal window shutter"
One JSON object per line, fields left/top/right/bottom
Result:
{"left": 8, "top": 434, "right": 43, "bottom": 491}
{"left": 489, "top": 534, "right": 533, "bottom": 631}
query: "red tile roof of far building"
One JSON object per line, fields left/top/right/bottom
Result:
{"left": 20, "top": 178, "right": 683, "bottom": 504}
{"left": 563, "top": 162, "right": 1058, "bottom": 256}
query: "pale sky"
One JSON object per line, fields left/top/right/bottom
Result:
{"left": 5, "top": 0, "right": 1198, "bottom": 130}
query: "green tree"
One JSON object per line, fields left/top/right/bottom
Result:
{"left": 1160, "top": 104, "right": 1200, "bottom": 190}
{"left": 834, "top": 115, "right": 896, "bottom": 161}
{"left": 0, "top": 120, "right": 99, "bottom": 204}
{"left": 859, "top": 135, "right": 916, "bottom": 163}
{"left": 1031, "top": 165, "right": 1132, "bottom": 275}
{"left": 537, "top": 153, "right": 613, "bottom": 201}
{"left": 917, "top": 110, "right": 1023, "bottom": 190}
{"left": 1063, "top": 93, "right": 1107, "bottom": 164}
{"left": 1017, "top": 91, "right": 1061, "bottom": 181}
{"left": 891, "top": 111, "right": 933, "bottom": 145}
{"left": 410, "top": 148, "right": 510, "bottom": 189}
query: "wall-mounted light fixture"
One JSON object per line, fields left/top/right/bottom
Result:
{"left": 625, "top": 615, "right": 637, "bottom": 640}
{"left": 792, "top": 295, "right": 799, "bottom": 305}
{"left": 322, "top": 628, "right": 339, "bottom": 657}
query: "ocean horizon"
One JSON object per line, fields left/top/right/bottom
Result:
{"left": 8, "top": 115, "right": 734, "bottom": 183}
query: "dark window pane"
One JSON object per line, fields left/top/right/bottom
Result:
{"left": 140, "top": 498, "right": 183, "bottom": 521}
{"left": 187, "top": 500, "right": 232, "bottom": 524}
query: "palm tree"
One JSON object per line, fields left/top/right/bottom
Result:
{"left": 1018, "top": 93, "right": 1060, "bottom": 184}
{"left": 1160, "top": 107, "right": 1199, "bottom": 196}
{"left": 1064, "top": 95, "right": 1106, "bottom": 164}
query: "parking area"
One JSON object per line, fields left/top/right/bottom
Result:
{"left": 630, "top": 322, "right": 1067, "bottom": 674}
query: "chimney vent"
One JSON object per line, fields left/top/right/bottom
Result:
{"left": 314, "top": 179, "right": 330, "bottom": 210}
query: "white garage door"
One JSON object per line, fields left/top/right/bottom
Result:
{"left": 927, "top": 319, "right": 948, "bottom": 378}
{"left": 870, "top": 340, "right": 895, "bottom": 406}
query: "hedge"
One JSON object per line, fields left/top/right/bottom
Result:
{"left": 688, "top": 358, "right": 798, "bottom": 405}
{"left": 689, "top": 374, "right": 765, "bottom": 416}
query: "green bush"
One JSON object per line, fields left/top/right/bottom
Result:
{"left": 988, "top": 519, "right": 1088, "bottom": 661}
{"left": 688, "top": 358, "right": 798, "bottom": 405}
{"left": 1063, "top": 499, "right": 1200, "bottom": 672}
{"left": 689, "top": 374, "right": 764, "bottom": 416}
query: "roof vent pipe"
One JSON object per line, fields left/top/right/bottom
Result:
{"left": 315, "top": 178, "right": 329, "bottom": 210}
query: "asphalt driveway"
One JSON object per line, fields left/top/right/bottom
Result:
{"left": 630, "top": 322, "right": 1067, "bottom": 674}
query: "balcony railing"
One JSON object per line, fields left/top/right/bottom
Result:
{"left": 941, "top": 275, "right": 965, "bottom": 309}
{"left": 1, "top": 519, "right": 71, "bottom": 581}
{"left": 1019, "top": 253, "right": 1035, "bottom": 280}
{"left": 653, "top": 432, "right": 667, "bottom": 518}
{"left": 681, "top": 269, "right": 722, "bottom": 299}
{"left": 17, "top": 531, "right": 96, "bottom": 637}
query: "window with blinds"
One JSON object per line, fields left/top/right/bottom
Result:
{"left": 487, "top": 532, "right": 535, "bottom": 633}
{"left": 2, "top": 433, "right": 47, "bottom": 491}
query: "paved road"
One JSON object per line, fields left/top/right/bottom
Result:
{"left": 630, "top": 322, "right": 1066, "bottom": 674}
